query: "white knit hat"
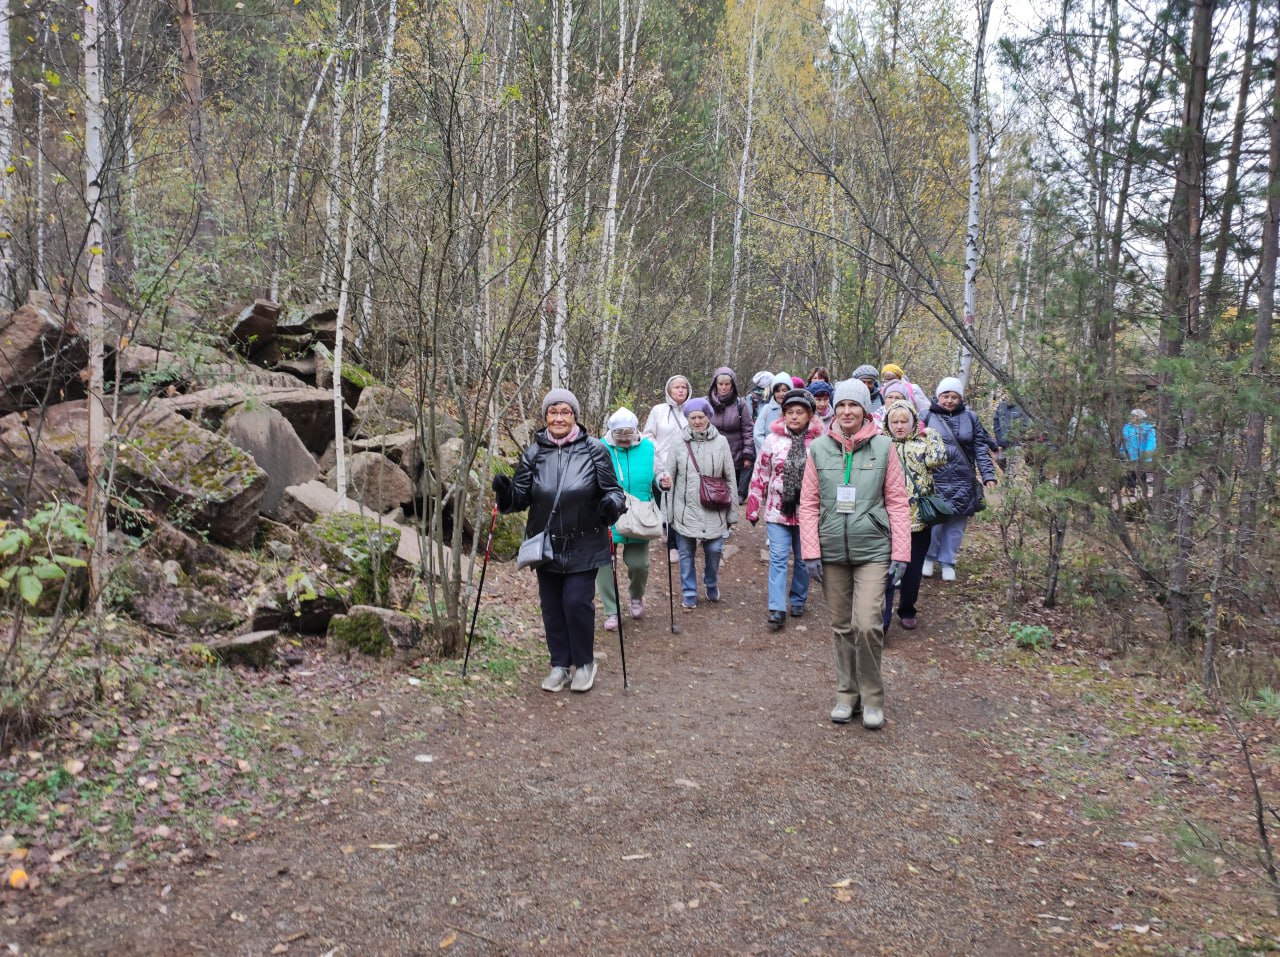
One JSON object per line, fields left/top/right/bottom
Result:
{"left": 606, "top": 407, "right": 639, "bottom": 431}
{"left": 935, "top": 376, "right": 965, "bottom": 399}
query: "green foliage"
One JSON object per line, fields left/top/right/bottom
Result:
{"left": 1245, "top": 687, "right": 1280, "bottom": 721}
{"left": 0, "top": 503, "right": 92, "bottom": 608}
{"left": 1008, "top": 621, "right": 1051, "bottom": 650}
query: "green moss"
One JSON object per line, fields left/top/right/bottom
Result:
{"left": 340, "top": 361, "right": 378, "bottom": 389}
{"left": 328, "top": 613, "right": 390, "bottom": 657}
{"left": 301, "top": 512, "right": 397, "bottom": 606}
{"left": 176, "top": 603, "right": 240, "bottom": 633}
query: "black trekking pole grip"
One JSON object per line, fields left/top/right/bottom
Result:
{"left": 611, "top": 537, "right": 628, "bottom": 689}
{"left": 461, "top": 501, "right": 499, "bottom": 677}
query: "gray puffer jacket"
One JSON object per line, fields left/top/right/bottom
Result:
{"left": 663, "top": 424, "right": 739, "bottom": 539}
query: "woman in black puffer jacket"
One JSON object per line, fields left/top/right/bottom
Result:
{"left": 922, "top": 377, "right": 997, "bottom": 582}
{"left": 493, "top": 389, "right": 625, "bottom": 694}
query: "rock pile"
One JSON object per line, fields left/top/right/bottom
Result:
{"left": 0, "top": 291, "right": 526, "bottom": 665}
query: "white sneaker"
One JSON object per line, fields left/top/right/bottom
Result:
{"left": 668, "top": 548, "right": 679, "bottom": 564}
{"left": 570, "top": 660, "right": 597, "bottom": 692}
{"left": 603, "top": 614, "right": 618, "bottom": 631}
{"left": 630, "top": 599, "right": 644, "bottom": 620}
{"left": 940, "top": 565, "right": 956, "bottom": 582}
{"left": 862, "top": 706, "right": 885, "bottom": 730}
{"left": 921, "top": 559, "right": 935, "bottom": 578}
{"left": 541, "top": 666, "right": 570, "bottom": 692}
{"left": 830, "top": 703, "right": 854, "bottom": 724}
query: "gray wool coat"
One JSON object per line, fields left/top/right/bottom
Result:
{"left": 662, "top": 424, "right": 739, "bottom": 539}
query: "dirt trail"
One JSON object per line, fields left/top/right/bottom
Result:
{"left": 6, "top": 522, "right": 1273, "bottom": 955}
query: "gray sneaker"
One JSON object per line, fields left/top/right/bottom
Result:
{"left": 570, "top": 660, "right": 597, "bottom": 692}
{"left": 541, "top": 666, "right": 571, "bottom": 692}
{"left": 862, "top": 706, "right": 885, "bottom": 730}
{"left": 830, "top": 702, "right": 855, "bottom": 724}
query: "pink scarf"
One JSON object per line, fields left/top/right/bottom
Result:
{"left": 547, "top": 424, "right": 581, "bottom": 447}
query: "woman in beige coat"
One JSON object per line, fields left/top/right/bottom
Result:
{"left": 658, "top": 398, "right": 738, "bottom": 609}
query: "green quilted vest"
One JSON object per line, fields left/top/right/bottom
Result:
{"left": 809, "top": 431, "right": 893, "bottom": 565}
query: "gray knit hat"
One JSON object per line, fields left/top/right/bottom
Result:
{"left": 851, "top": 364, "right": 880, "bottom": 383}
{"left": 541, "top": 388, "right": 581, "bottom": 419}
{"left": 833, "top": 378, "right": 871, "bottom": 412}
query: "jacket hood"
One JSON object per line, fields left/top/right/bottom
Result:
{"left": 882, "top": 399, "right": 921, "bottom": 439}
{"left": 664, "top": 375, "right": 692, "bottom": 407}
{"left": 708, "top": 366, "right": 740, "bottom": 407}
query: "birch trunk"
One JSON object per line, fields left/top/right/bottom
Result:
{"left": 958, "top": 0, "right": 993, "bottom": 390}
{"left": 360, "top": 0, "right": 398, "bottom": 353}
{"left": 272, "top": 48, "right": 337, "bottom": 301}
{"left": 173, "top": 0, "right": 208, "bottom": 234}
{"left": 81, "top": 0, "right": 109, "bottom": 607}
{"left": 546, "top": 0, "right": 572, "bottom": 388}
{"left": 725, "top": 1, "right": 760, "bottom": 364}
{"left": 322, "top": 11, "right": 350, "bottom": 299}
{"left": 590, "top": 0, "right": 645, "bottom": 415}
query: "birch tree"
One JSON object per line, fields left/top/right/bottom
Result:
{"left": 958, "top": 0, "right": 993, "bottom": 390}
{"left": 0, "top": 4, "right": 15, "bottom": 307}
{"left": 81, "top": 0, "right": 109, "bottom": 605}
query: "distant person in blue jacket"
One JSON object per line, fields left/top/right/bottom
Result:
{"left": 1122, "top": 409, "right": 1156, "bottom": 494}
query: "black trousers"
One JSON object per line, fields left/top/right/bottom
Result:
{"left": 537, "top": 567, "right": 598, "bottom": 669}
{"left": 884, "top": 527, "right": 933, "bottom": 623}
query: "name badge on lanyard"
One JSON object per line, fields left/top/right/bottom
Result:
{"left": 836, "top": 452, "right": 857, "bottom": 513}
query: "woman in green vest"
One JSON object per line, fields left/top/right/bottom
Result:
{"left": 798, "top": 379, "right": 912, "bottom": 730}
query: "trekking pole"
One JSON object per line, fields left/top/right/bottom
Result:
{"left": 665, "top": 489, "right": 681, "bottom": 635}
{"left": 461, "top": 502, "right": 499, "bottom": 678}
{"left": 610, "top": 538, "right": 629, "bottom": 689}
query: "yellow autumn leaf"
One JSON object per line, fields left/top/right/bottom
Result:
{"left": 438, "top": 930, "right": 457, "bottom": 948}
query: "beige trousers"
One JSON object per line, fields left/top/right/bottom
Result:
{"left": 821, "top": 561, "right": 888, "bottom": 710}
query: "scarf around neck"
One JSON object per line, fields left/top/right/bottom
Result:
{"left": 780, "top": 427, "right": 808, "bottom": 517}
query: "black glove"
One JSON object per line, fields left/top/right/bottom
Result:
{"left": 491, "top": 474, "right": 513, "bottom": 509}
{"left": 599, "top": 498, "right": 623, "bottom": 526}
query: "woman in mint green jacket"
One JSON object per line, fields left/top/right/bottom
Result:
{"left": 597, "top": 408, "right": 658, "bottom": 630}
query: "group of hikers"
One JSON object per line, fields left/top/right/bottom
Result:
{"left": 492, "top": 364, "right": 1002, "bottom": 731}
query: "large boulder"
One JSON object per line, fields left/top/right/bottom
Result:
{"left": 286, "top": 511, "right": 399, "bottom": 633}
{"left": 276, "top": 480, "right": 371, "bottom": 526}
{"left": 222, "top": 299, "right": 281, "bottom": 356}
{"left": 328, "top": 451, "right": 414, "bottom": 513}
{"left": 279, "top": 302, "right": 339, "bottom": 350}
{"left": 0, "top": 296, "right": 87, "bottom": 413}
{"left": 157, "top": 384, "right": 347, "bottom": 454}
{"left": 352, "top": 385, "right": 418, "bottom": 438}
{"left": 350, "top": 429, "right": 422, "bottom": 479}
{"left": 114, "top": 407, "right": 268, "bottom": 548}
{"left": 222, "top": 403, "right": 318, "bottom": 518}
{"left": 113, "top": 555, "right": 243, "bottom": 637}
{"left": 209, "top": 631, "right": 277, "bottom": 669}
{"left": 0, "top": 421, "right": 85, "bottom": 522}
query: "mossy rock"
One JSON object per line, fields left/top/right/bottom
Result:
{"left": 327, "top": 610, "right": 392, "bottom": 658}
{"left": 297, "top": 511, "right": 398, "bottom": 607}
{"left": 492, "top": 513, "right": 525, "bottom": 561}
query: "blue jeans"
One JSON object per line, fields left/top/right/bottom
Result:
{"left": 677, "top": 533, "right": 723, "bottom": 603}
{"left": 926, "top": 514, "right": 970, "bottom": 568}
{"left": 765, "top": 522, "right": 809, "bottom": 612}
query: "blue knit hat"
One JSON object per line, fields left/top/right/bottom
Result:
{"left": 808, "top": 381, "right": 833, "bottom": 398}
